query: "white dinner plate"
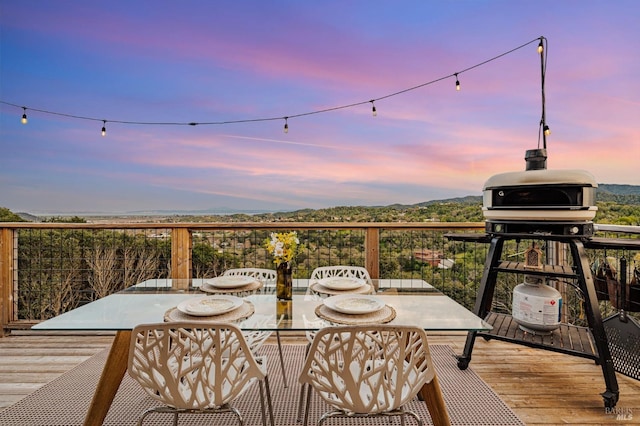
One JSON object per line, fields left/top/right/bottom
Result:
{"left": 318, "top": 276, "right": 366, "bottom": 291}
{"left": 205, "top": 275, "right": 255, "bottom": 288}
{"left": 177, "top": 295, "right": 243, "bottom": 316}
{"left": 323, "top": 294, "right": 385, "bottom": 315}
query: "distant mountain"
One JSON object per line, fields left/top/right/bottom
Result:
{"left": 417, "top": 195, "right": 483, "bottom": 206}
{"left": 598, "top": 184, "right": 640, "bottom": 195}
{"left": 125, "top": 207, "right": 273, "bottom": 215}
{"left": 597, "top": 184, "right": 640, "bottom": 204}
{"left": 3, "top": 183, "right": 639, "bottom": 223}
{"left": 16, "top": 212, "right": 40, "bottom": 221}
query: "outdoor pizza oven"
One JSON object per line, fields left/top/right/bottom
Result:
{"left": 482, "top": 149, "right": 598, "bottom": 236}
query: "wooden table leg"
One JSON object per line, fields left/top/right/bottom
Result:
{"left": 83, "top": 330, "right": 132, "bottom": 426}
{"left": 420, "top": 374, "right": 452, "bottom": 426}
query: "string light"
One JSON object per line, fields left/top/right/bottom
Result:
{"left": 101, "top": 120, "right": 106, "bottom": 137}
{"left": 0, "top": 36, "right": 546, "bottom": 135}
{"left": 538, "top": 36, "right": 549, "bottom": 149}
{"left": 370, "top": 100, "right": 377, "bottom": 116}
{"left": 21, "top": 107, "right": 28, "bottom": 124}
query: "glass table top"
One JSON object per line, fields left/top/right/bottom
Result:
{"left": 32, "top": 278, "right": 491, "bottom": 332}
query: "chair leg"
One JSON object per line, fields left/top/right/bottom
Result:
{"left": 405, "top": 410, "right": 423, "bottom": 426}
{"left": 137, "top": 408, "right": 156, "bottom": 426}
{"left": 275, "top": 330, "right": 288, "bottom": 387}
{"left": 296, "top": 341, "right": 312, "bottom": 422}
{"left": 258, "top": 381, "right": 268, "bottom": 426}
{"left": 264, "top": 376, "right": 275, "bottom": 426}
{"left": 296, "top": 382, "right": 306, "bottom": 423}
{"left": 228, "top": 406, "right": 244, "bottom": 425}
{"left": 172, "top": 412, "right": 178, "bottom": 426}
{"left": 303, "top": 381, "right": 313, "bottom": 426}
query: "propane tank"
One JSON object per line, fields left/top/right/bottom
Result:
{"left": 512, "top": 275, "right": 562, "bottom": 334}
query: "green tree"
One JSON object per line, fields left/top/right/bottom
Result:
{"left": 0, "top": 207, "right": 26, "bottom": 222}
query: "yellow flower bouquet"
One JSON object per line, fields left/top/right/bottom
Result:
{"left": 265, "top": 231, "right": 300, "bottom": 300}
{"left": 265, "top": 231, "right": 300, "bottom": 267}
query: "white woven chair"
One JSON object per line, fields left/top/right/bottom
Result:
{"left": 306, "top": 265, "right": 373, "bottom": 342}
{"left": 128, "top": 321, "right": 274, "bottom": 426}
{"left": 298, "top": 324, "right": 445, "bottom": 426}
{"left": 309, "top": 265, "right": 373, "bottom": 287}
{"left": 296, "top": 265, "right": 374, "bottom": 421}
{"left": 223, "top": 268, "right": 288, "bottom": 387}
{"left": 224, "top": 268, "right": 278, "bottom": 287}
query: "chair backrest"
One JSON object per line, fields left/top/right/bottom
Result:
{"left": 224, "top": 268, "right": 277, "bottom": 289}
{"left": 128, "top": 322, "right": 265, "bottom": 410}
{"left": 310, "top": 266, "right": 372, "bottom": 285}
{"left": 299, "top": 324, "right": 435, "bottom": 414}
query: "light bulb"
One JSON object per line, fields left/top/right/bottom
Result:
{"left": 538, "top": 39, "right": 544, "bottom": 54}
{"left": 543, "top": 125, "right": 551, "bottom": 136}
{"left": 21, "top": 109, "right": 28, "bottom": 125}
{"left": 455, "top": 74, "right": 460, "bottom": 91}
{"left": 283, "top": 117, "right": 288, "bottom": 134}
{"left": 101, "top": 121, "right": 106, "bottom": 137}
{"left": 370, "top": 100, "right": 377, "bottom": 117}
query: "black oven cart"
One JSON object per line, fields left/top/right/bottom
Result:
{"left": 447, "top": 223, "right": 640, "bottom": 409}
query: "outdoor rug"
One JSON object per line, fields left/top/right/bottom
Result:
{"left": 0, "top": 344, "right": 524, "bottom": 425}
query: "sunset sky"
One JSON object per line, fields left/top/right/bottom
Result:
{"left": 1, "top": 1, "right": 638, "bottom": 215}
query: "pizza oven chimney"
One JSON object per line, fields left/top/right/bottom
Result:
{"left": 525, "top": 148, "right": 547, "bottom": 171}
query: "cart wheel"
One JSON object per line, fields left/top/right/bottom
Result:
{"left": 602, "top": 391, "right": 619, "bottom": 409}
{"left": 457, "top": 357, "right": 470, "bottom": 370}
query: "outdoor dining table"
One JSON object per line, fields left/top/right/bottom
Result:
{"left": 32, "top": 278, "right": 491, "bottom": 426}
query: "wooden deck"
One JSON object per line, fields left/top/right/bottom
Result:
{"left": 0, "top": 331, "right": 639, "bottom": 425}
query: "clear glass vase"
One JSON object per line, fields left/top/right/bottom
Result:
{"left": 276, "top": 262, "right": 293, "bottom": 300}
{"left": 276, "top": 299, "right": 292, "bottom": 325}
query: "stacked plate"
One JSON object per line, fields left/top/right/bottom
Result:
{"left": 311, "top": 276, "right": 371, "bottom": 295}
{"left": 323, "top": 294, "right": 385, "bottom": 315}
{"left": 201, "top": 275, "right": 261, "bottom": 293}
{"left": 205, "top": 276, "right": 256, "bottom": 288}
{"left": 177, "top": 295, "right": 244, "bottom": 317}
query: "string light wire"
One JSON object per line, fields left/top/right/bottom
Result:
{"left": 1, "top": 37, "right": 544, "bottom": 132}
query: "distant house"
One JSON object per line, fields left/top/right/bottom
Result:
{"left": 414, "top": 249, "right": 454, "bottom": 269}
{"left": 149, "top": 232, "right": 170, "bottom": 239}
{"left": 438, "top": 258, "right": 455, "bottom": 269}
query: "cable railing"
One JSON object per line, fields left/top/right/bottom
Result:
{"left": 1, "top": 221, "right": 638, "bottom": 334}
